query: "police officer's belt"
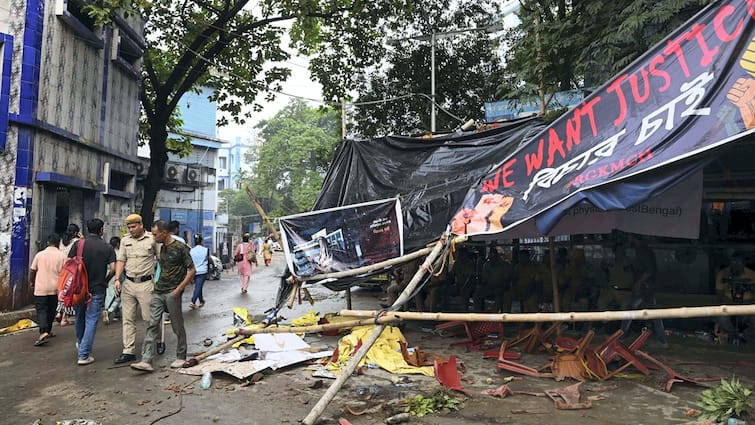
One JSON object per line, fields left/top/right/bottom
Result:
{"left": 126, "top": 275, "right": 153, "bottom": 283}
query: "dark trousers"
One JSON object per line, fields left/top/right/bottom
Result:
{"left": 621, "top": 294, "right": 667, "bottom": 343}
{"left": 34, "top": 295, "right": 57, "bottom": 335}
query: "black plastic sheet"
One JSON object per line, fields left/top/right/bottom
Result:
{"left": 314, "top": 117, "right": 545, "bottom": 252}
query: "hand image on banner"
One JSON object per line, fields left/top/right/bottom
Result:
{"left": 452, "top": 0, "right": 755, "bottom": 239}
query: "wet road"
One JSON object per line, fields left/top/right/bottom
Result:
{"left": 183, "top": 253, "right": 379, "bottom": 353}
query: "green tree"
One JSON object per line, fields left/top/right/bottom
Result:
{"left": 499, "top": 0, "right": 712, "bottom": 114}
{"left": 351, "top": 0, "right": 504, "bottom": 137}
{"left": 252, "top": 100, "right": 340, "bottom": 217}
{"left": 88, "top": 0, "right": 414, "bottom": 226}
{"left": 218, "top": 188, "right": 259, "bottom": 231}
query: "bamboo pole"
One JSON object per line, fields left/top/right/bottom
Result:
{"left": 301, "top": 233, "right": 450, "bottom": 425}
{"left": 341, "top": 304, "right": 755, "bottom": 322}
{"left": 192, "top": 335, "right": 247, "bottom": 362}
{"left": 298, "top": 245, "right": 434, "bottom": 283}
{"left": 235, "top": 316, "right": 402, "bottom": 336}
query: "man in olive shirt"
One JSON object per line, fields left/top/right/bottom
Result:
{"left": 131, "top": 219, "right": 195, "bottom": 372}
{"left": 113, "top": 214, "right": 160, "bottom": 364}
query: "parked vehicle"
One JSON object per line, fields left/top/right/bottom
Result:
{"left": 272, "top": 241, "right": 283, "bottom": 252}
{"left": 209, "top": 255, "right": 222, "bottom": 280}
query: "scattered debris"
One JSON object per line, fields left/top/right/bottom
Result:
{"left": 483, "top": 384, "right": 512, "bottom": 398}
{"left": 434, "top": 355, "right": 472, "bottom": 396}
{"left": 545, "top": 382, "right": 592, "bottom": 410}
{"left": 384, "top": 412, "right": 410, "bottom": 424}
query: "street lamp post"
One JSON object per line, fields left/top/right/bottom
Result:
{"left": 430, "top": 31, "right": 436, "bottom": 132}
{"left": 388, "top": 23, "right": 503, "bottom": 133}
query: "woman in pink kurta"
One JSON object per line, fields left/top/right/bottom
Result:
{"left": 233, "top": 234, "right": 256, "bottom": 293}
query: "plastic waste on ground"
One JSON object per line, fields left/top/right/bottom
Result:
{"left": 199, "top": 371, "right": 213, "bottom": 389}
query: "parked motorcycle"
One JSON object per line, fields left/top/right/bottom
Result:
{"left": 209, "top": 255, "right": 222, "bottom": 280}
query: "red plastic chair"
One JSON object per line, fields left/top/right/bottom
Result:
{"left": 435, "top": 321, "right": 504, "bottom": 351}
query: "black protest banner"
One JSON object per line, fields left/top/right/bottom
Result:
{"left": 279, "top": 198, "right": 403, "bottom": 278}
{"left": 452, "top": 0, "right": 755, "bottom": 237}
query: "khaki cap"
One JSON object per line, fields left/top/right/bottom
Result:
{"left": 125, "top": 214, "right": 143, "bottom": 224}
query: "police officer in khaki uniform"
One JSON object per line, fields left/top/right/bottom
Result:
{"left": 113, "top": 214, "right": 160, "bottom": 364}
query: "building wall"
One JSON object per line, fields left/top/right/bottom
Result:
{"left": 178, "top": 86, "right": 216, "bottom": 138}
{"left": 0, "top": 0, "right": 143, "bottom": 311}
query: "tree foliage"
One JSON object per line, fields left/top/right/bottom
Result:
{"left": 351, "top": 0, "right": 504, "bottom": 137}
{"left": 250, "top": 100, "right": 340, "bottom": 217}
{"left": 500, "top": 0, "right": 713, "bottom": 112}
{"left": 87, "top": 0, "right": 415, "bottom": 226}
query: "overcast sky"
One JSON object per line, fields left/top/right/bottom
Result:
{"left": 216, "top": 43, "right": 324, "bottom": 142}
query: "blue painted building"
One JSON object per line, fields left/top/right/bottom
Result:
{"left": 1, "top": 1, "right": 143, "bottom": 310}
{"left": 138, "top": 86, "right": 221, "bottom": 253}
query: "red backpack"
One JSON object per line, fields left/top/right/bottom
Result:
{"left": 57, "top": 239, "right": 90, "bottom": 307}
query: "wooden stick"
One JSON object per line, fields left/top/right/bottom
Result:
{"left": 235, "top": 316, "right": 401, "bottom": 336}
{"left": 301, "top": 233, "right": 451, "bottom": 425}
{"left": 193, "top": 335, "right": 247, "bottom": 362}
{"left": 340, "top": 304, "right": 755, "bottom": 323}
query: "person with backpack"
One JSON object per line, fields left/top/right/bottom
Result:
{"left": 69, "top": 218, "right": 116, "bottom": 365}
{"left": 29, "top": 233, "right": 67, "bottom": 346}
{"left": 55, "top": 223, "right": 82, "bottom": 326}
{"left": 131, "top": 219, "right": 195, "bottom": 372}
{"left": 233, "top": 233, "right": 256, "bottom": 294}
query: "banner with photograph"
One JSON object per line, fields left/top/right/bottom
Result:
{"left": 279, "top": 198, "right": 404, "bottom": 278}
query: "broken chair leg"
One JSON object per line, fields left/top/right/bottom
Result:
{"left": 635, "top": 350, "right": 720, "bottom": 392}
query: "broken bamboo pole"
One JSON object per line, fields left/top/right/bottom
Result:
{"left": 297, "top": 244, "right": 434, "bottom": 282}
{"left": 340, "top": 304, "right": 755, "bottom": 322}
{"left": 301, "top": 233, "right": 452, "bottom": 425}
{"left": 192, "top": 335, "right": 247, "bottom": 362}
{"left": 235, "top": 316, "right": 402, "bottom": 336}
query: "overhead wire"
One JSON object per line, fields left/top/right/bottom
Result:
{"left": 176, "top": 40, "right": 466, "bottom": 124}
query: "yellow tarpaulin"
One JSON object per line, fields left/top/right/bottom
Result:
{"left": 290, "top": 311, "right": 320, "bottom": 327}
{"left": 0, "top": 318, "right": 36, "bottom": 335}
{"left": 327, "top": 325, "right": 434, "bottom": 376}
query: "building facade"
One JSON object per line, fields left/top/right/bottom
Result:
{"left": 137, "top": 86, "right": 220, "bottom": 252}
{"left": 0, "top": 0, "right": 143, "bottom": 311}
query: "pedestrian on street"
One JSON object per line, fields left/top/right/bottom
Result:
{"left": 70, "top": 218, "right": 116, "bottom": 365}
{"left": 29, "top": 233, "right": 67, "bottom": 346}
{"left": 233, "top": 233, "right": 255, "bottom": 294}
{"left": 620, "top": 234, "right": 668, "bottom": 347}
{"left": 104, "top": 236, "right": 123, "bottom": 322}
{"left": 262, "top": 238, "right": 273, "bottom": 266}
{"left": 55, "top": 223, "right": 81, "bottom": 326}
{"left": 169, "top": 220, "right": 187, "bottom": 245}
{"left": 131, "top": 219, "right": 195, "bottom": 372}
{"left": 113, "top": 214, "right": 160, "bottom": 365}
{"left": 189, "top": 234, "right": 209, "bottom": 309}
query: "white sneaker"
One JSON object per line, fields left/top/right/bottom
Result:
{"left": 170, "top": 359, "right": 187, "bottom": 368}
{"left": 77, "top": 356, "right": 95, "bottom": 365}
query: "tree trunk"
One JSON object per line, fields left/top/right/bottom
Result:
{"left": 140, "top": 121, "right": 169, "bottom": 229}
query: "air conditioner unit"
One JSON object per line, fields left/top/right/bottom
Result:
{"left": 165, "top": 165, "right": 181, "bottom": 181}
{"left": 184, "top": 166, "right": 200, "bottom": 184}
